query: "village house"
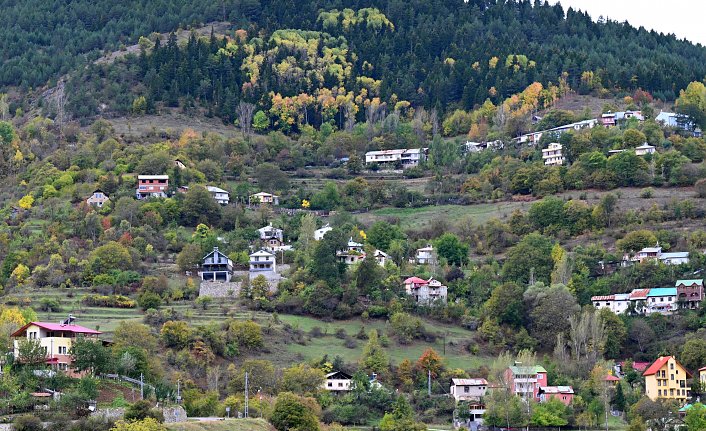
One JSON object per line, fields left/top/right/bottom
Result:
{"left": 206, "top": 186, "right": 230, "bottom": 205}
{"left": 249, "top": 250, "right": 277, "bottom": 273}
{"left": 450, "top": 378, "right": 488, "bottom": 402}
{"left": 373, "top": 249, "right": 390, "bottom": 267}
{"left": 628, "top": 289, "right": 650, "bottom": 314}
{"left": 12, "top": 320, "right": 101, "bottom": 376}
{"left": 676, "top": 279, "right": 704, "bottom": 309}
{"left": 337, "top": 238, "right": 365, "bottom": 265}
{"left": 505, "top": 364, "right": 547, "bottom": 401}
{"left": 538, "top": 386, "right": 574, "bottom": 406}
{"left": 634, "top": 143, "right": 656, "bottom": 156}
{"left": 542, "top": 142, "right": 564, "bottom": 166}
{"left": 643, "top": 356, "right": 691, "bottom": 403}
{"left": 646, "top": 287, "right": 677, "bottom": 315}
{"left": 324, "top": 371, "right": 353, "bottom": 392}
{"left": 364, "top": 148, "right": 427, "bottom": 168}
{"left": 514, "top": 119, "right": 598, "bottom": 145}
{"left": 250, "top": 192, "right": 279, "bottom": 205}
{"left": 314, "top": 224, "right": 333, "bottom": 241}
{"left": 136, "top": 175, "right": 169, "bottom": 199}
{"left": 632, "top": 245, "right": 689, "bottom": 265}
{"left": 415, "top": 245, "right": 435, "bottom": 265}
{"left": 656, "top": 111, "right": 702, "bottom": 137}
{"left": 86, "top": 189, "right": 110, "bottom": 208}
{"left": 591, "top": 293, "right": 630, "bottom": 314}
{"left": 599, "top": 112, "right": 616, "bottom": 128}
{"left": 258, "top": 223, "right": 290, "bottom": 252}
{"left": 403, "top": 277, "right": 448, "bottom": 304}
{"left": 198, "top": 247, "right": 233, "bottom": 282}
{"left": 174, "top": 159, "right": 186, "bottom": 169}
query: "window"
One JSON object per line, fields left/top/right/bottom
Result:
{"left": 464, "top": 386, "right": 470, "bottom": 393}
{"left": 670, "top": 389, "right": 674, "bottom": 396}
{"left": 671, "top": 374, "right": 674, "bottom": 380}
{"left": 670, "top": 363, "right": 674, "bottom": 370}
{"left": 338, "top": 383, "right": 343, "bottom": 387}
{"left": 658, "top": 390, "right": 662, "bottom": 396}
{"left": 327, "top": 382, "right": 332, "bottom": 387}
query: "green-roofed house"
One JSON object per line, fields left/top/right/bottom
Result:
{"left": 676, "top": 279, "right": 704, "bottom": 310}
{"left": 646, "top": 287, "right": 677, "bottom": 315}
{"left": 505, "top": 364, "right": 547, "bottom": 401}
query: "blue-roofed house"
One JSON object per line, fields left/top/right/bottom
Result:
{"left": 646, "top": 287, "right": 677, "bottom": 315}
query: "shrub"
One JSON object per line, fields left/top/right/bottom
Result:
{"left": 138, "top": 291, "right": 162, "bottom": 310}
{"left": 344, "top": 337, "right": 357, "bottom": 349}
{"left": 640, "top": 187, "right": 654, "bottom": 198}
{"left": 696, "top": 179, "right": 706, "bottom": 198}
{"left": 334, "top": 328, "right": 347, "bottom": 339}
{"left": 82, "top": 294, "right": 136, "bottom": 308}
{"left": 124, "top": 400, "right": 165, "bottom": 423}
{"left": 13, "top": 415, "right": 43, "bottom": 431}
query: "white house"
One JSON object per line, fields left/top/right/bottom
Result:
{"left": 591, "top": 293, "right": 630, "bottom": 314}
{"left": 206, "top": 186, "right": 230, "bottom": 205}
{"left": 314, "top": 224, "right": 333, "bottom": 241}
{"left": 86, "top": 190, "right": 110, "bottom": 208}
{"left": 514, "top": 119, "right": 597, "bottom": 145}
{"left": 324, "top": 371, "right": 353, "bottom": 392}
{"left": 174, "top": 159, "right": 186, "bottom": 169}
{"left": 365, "top": 148, "right": 427, "bottom": 168}
{"left": 415, "top": 245, "right": 435, "bottom": 265}
{"left": 646, "top": 288, "right": 677, "bottom": 315}
{"left": 249, "top": 250, "right": 276, "bottom": 273}
{"left": 337, "top": 238, "right": 365, "bottom": 265}
{"left": 632, "top": 245, "right": 689, "bottom": 265}
{"left": 542, "top": 143, "right": 564, "bottom": 166}
{"left": 259, "top": 223, "right": 288, "bottom": 251}
{"left": 635, "top": 143, "right": 656, "bottom": 156}
{"left": 373, "top": 249, "right": 390, "bottom": 267}
{"left": 198, "top": 247, "right": 233, "bottom": 282}
{"left": 450, "top": 378, "right": 488, "bottom": 402}
{"left": 250, "top": 192, "right": 279, "bottom": 205}
{"left": 404, "top": 277, "right": 448, "bottom": 304}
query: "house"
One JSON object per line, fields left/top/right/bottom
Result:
{"left": 633, "top": 245, "right": 689, "bottom": 265}
{"left": 604, "top": 375, "right": 621, "bottom": 385}
{"left": 337, "top": 238, "right": 365, "bottom": 265}
{"left": 616, "top": 110, "right": 644, "bottom": 123}
{"left": 174, "top": 159, "right": 186, "bottom": 169}
{"left": 600, "top": 112, "right": 616, "bottom": 128}
{"left": 198, "top": 247, "right": 233, "bottom": 282}
{"left": 450, "top": 378, "right": 488, "bottom": 402}
{"left": 643, "top": 356, "right": 691, "bottom": 403}
{"left": 415, "top": 245, "right": 435, "bottom": 265}
{"left": 514, "top": 119, "right": 598, "bottom": 145}
{"left": 250, "top": 192, "right": 279, "bottom": 205}
{"left": 538, "top": 386, "right": 574, "bottom": 406}
{"left": 635, "top": 143, "right": 656, "bottom": 156}
{"left": 206, "top": 186, "right": 230, "bottom": 205}
{"left": 136, "top": 175, "right": 169, "bottom": 199}
{"left": 660, "top": 251, "right": 690, "bottom": 265}
{"left": 373, "top": 249, "right": 390, "bottom": 267}
{"left": 656, "top": 111, "right": 703, "bottom": 137}
{"left": 464, "top": 141, "right": 486, "bottom": 153}
{"left": 403, "top": 277, "right": 448, "bottom": 304}
{"left": 364, "top": 148, "right": 427, "bottom": 168}
{"left": 628, "top": 289, "right": 650, "bottom": 314}
{"left": 676, "top": 279, "right": 704, "bottom": 309}
{"left": 505, "top": 364, "right": 548, "bottom": 401}
{"left": 258, "top": 223, "right": 290, "bottom": 251}
{"left": 12, "top": 320, "right": 101, "bottom": 375}
{"left": 86, "top": 190, "right": 110, "bottom": 208}
{"left": 646, "top": 287, "right": 677, "bottom": 315}
{"left": 542, "top": 143, "right": 564, "bottom": 166}
{"left": 591, "top": 293, "right": 630, "bottom": 314}
{"left": 314, "top": 224, "right": 333, "bottom": 241}
{"left": 249, "top": 250, "right": 276, "bottom": 273}
{"left": 324, "top": 371, "right": 353, "bottom": 392}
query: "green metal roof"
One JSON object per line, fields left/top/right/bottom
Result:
{"left": 509, "top": 365, "right": 547, "bottom": 374}
{"left": 675, "top": 279, "right": 703, "bottom": 286}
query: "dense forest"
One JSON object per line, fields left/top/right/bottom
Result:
{"left": 5, "top": 0, "right": 706, "bottom": 119}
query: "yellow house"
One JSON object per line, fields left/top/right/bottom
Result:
{"left": 12, "top": 321, "right": 102, "bottom": 374}
{"left": 643, "top": 356, "right": 691, "bottom": 403}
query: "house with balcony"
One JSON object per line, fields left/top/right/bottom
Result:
{"left": 364, "top": 148, "right": 427, "bottom": 169}
{"left": 542, "top": 143, "right": 564, "bottom": 166}
{"left": 136, "top": 175, "right": 169, "bottom": 199}
{"left": 258, "top": 223, "right": 290, "bottom": 252}
{"left": 676, "top": 279, "right": 704, "bottom": 309}
{"left": 324, "top": 371, "right": 353, "bottom": 392}
{"left": 646, "top": 287, "right": 677, "bottom": 315}
{"left": 337, "top": 238, "right": 365, "bottom": 265}
{"left": 450, "top": 378, "right": 488, "bottom": 403}
{"left": 632, "top": 245, "right": 689, "bottom": 265}
{"left": 600, "top": 112, "right": 616, "bottom": 128}
{"left": 198, "top": 247, "right": 233, "bottom": 282}
{"left": 249, "top": 250, "right": 276, "bottom": 273}
{"left": 505, "top": 364, "right": 547, "bottom": 401}
{"left": 12, "top": 321, "right": 102, "bottom": 375}
{"left": 206, "top": 186, "right": 230, "bottom": 205}
{"left": 415, "top": 245, "right": 435, "bottom": 265}
{"left": 403, "top": 277, "right": 448, "bottom": 304}
{"left": 86, "top": 190, "right": 110, "bottom": 208}
{"left": 250, "top": 192, "right": 279, "bottom": 205}
{"left": 538, "top": 386, "right": 574, "bottom": 405}
{"left": 644, "top": 356, "right": 691, "bottom": 403}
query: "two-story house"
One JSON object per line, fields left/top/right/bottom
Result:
{"left": 403, "top": 277, "right": 448, "bottom": 304}
{"left": 198, "top": 247, "right": 233, "bottom": 282}
{"left": 504, "top": 364, "right": 547, "bottom": 401}
{"left": 591, "top": 293, "right": 630, "bottom": 314}
{"left": 632, "top": 245, "right": 689, "bottom": 265}
{"left": 450, "top": 378, "right": 488, "bottom": 402}
{"left": 86, "top": 190, "right": 110, "bottom": 208}
{"left": 12, "top": 321, "right": 102, "bottom": 375}
{"left": 364, "top": 148, "right": 427, "bottom": 169}
{"left": 337, "top": 238, "right": 365, "bottom": 265}
{"left": 415, "top": 245, "right": 435, "bottom": 265}
{"left": 206, "top": 186, "right": 230, "bottom": 205}
{"left": 643, "top": 356, "right": 691, "bottom": 403}
{"left": 324, "top": 371, "right": 353, "bottom": 392}
{"left": 258, "top": 223, "right": 289, "bottom": 251}
{"left": 136, "top": 175, "right": 169, "bottom": 199}
{"left": 676, "top": 279, "right": 704, "bottom": 309}
{"left": 250, "top": 192, "right": 279, "bottom": 205}
{"left": 249, "top": 250, "right": 276, "bottom": 273}
{"left": 646, "top": 287, "right": 677, "bottom": 315}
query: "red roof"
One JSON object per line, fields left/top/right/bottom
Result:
{"left": 699, "top": 366, "right": 706, "bottom": 372}
{"left": 643, "top": 356, "right": 692, "bottom": 378}
{"left": 12, "top": 322, "right": 101, "bottom": 337}
{"left": 629, "top": 289, "right": 651, "bottom": 299}
{"left": 404, "top": 277, "right": 428, "bottom": 285}
{"left": 604, "top": 375, "right": 620, "bottom": 382}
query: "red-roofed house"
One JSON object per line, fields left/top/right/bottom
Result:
{"left": 604, "top": 375, "right": 620, "bottom": 386}
{"left": 538, "top": 386, "right": 574, "bottom": 405}
{"left": 12, "top": 321, "right": 102, "bottom": 375}
{"left": 643, "top": 356, "right": 690, "bottom": 403}
{"left": 404, "top": 277, "right": 447, "bottom": 304}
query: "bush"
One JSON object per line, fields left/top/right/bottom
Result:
{"left": 344, "top": 337, "right": 357, "bottom": 349}
{"left": 13, "top": 415, "right": 43, "bottom": 431}
{"left": 696, "top": 179, "right": 706, "bottom": 198}
{"left": 640, "top": 187, "right": 654, "bottom": 198}
{"left": 124, "top": 400, "right": 165, "bottom": 422}
{"left": 82, "top": 294, "right": 136, "bottom": 308}
{"left": 138, "top": 291, "right": 162, "bottom": 310}
{"left": 334, "top": 328, "right": 347, "bottom": 339}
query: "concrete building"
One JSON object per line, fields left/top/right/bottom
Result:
{"left": 198, "top": 247, "right": 233, "bottom": 282}
{"left": 676, "top": 279, "right": 704, "bottom": 309}
{"left": 643, "top": 356, "right": 690, "bottom": 403}
{"left": 324, "top": 371, "right": 353, "bottom": 392}
{"left": 314, "top": 224, "right": 333, "bottom": 241}
{"left": 249, "top": 250, "right": 276, "bottom": 273}
{"left": 635, "top": 143, "right": 656, "bottom": 156}
{"left": 450, "top": 378, "right": 488, "bottom": 402}
{"left": 136, "top": 175, "right": 169, "bottom": 199}
{"left": 415, "top": 245, "right": 435, "bottom": 265}
{"left": 206, "top": 186, "right": 230, "bottom": 205}
{"left": 542, "top": 142, "right": 564, "bottom": 166}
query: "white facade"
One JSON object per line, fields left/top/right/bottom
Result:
{"left": 542, "top": 143, "right": 564, "bottom": 166}
{"left": 249, "top": 250, "right": 276, "bottom": 273}
{"left": 314, "top": 224, "right": 333, "bottom": 241}
{"left": 365, "top": 148, "right": 426, "bottom": 168}
{"left": 632, "top": 246, "right": 689, "bottom": 265}
{"left": 416, "top": 245, "right": 435, "bottom": 265}
{"left": 206, "top": 186, "right": 230, "bottom": 205}
{"left": 591, "top": 293, "right": 630, "bottom": 314}
{"left": 373, "top": 249, "right": 390, "bottom": 267}
{"left": 646, "top": 288, "right": 678, "bottom": 315}
{"left": 250, "top": 192, "right": 279, "bottom": 205}
{"left": 635, "top": 143, "right": 656, "bottom": 156}
{"left": 324, "top": 371, "right": 353, "bottom": 392}
{"left": 404, "top": 277, "right": 448, "bottom": 304}
{"left": 450, "top": 378, "right": 488, "bottom": 402}
{"left": 337, "top": 238, "right": 365, "bottom": 265}
{"left": 258, "top": 223, "right": 284, "bottom": 241}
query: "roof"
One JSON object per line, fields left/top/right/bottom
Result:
{"left": 404, "top": 277, "right": 428, "bottom": 285}
{"left": 206, "top": 186, "right": 229, "bottom": 194}
{"left": 251, "top": 192, "right": 278, "bottom": 197}
{"left": 591, "top": 295, "right": 615, "bottom": 301}
{"left": 417, "top": 245, "right": 434, "bottom": 252}
{"left": 347, "top": 237, "right": 363, "bottom": 247}
{"left": 509, "top": 365, "right": 547, "bottom": 375}
{"left": 137, "top": 175, "right": 169, "bottom": 180}
{"left": 676, "top": 279, "right": 704, "bottom": 287}
{"left": 325, "top": 371, "right": 352, "bottom": 380}
{"left": 639, "top": 247, "right": 662, "bottom": 253}
{"left": 451, "top": 378, "right": 488, "bottom": 386}
{"left": 250, "top": 250, "right": 274, "bottom": 257}
{"left": 629, "top": 289, "right": 651, "bottom": 300}
{"left": 661, "top": 252, "right": 689, "bottom": 259}
{"left": 315, "top": 224, "right": 332, "bottom": 232}
{"left": 636, "top": 143, "right": 655, "bottom": 149}
{"left": 539, "top": 386, "right": 574, "bottom": 394}
{"left": 604, "top": 375, "right": 620, "bottom": 382}
{"left": 374, "top": 250, "right": 390, "bottom": 258}
{"left": 12, "top": 322, "right": 102, "bottom": 337}
{"left": 643, "top": 356, "right": 692, "bottom": 377}
{"left": 648, "top": 287, "right": 677, "bottom": 297}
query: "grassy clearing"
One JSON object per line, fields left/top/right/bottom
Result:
{"left": 357, "top": 202, "right": 527, "bottom": 229}
{"left": 166, "top": 418, "right": 273, "bottom": 431}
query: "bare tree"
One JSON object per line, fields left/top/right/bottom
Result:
{"left": 55, "top": 80, "right": 67, "bottom": 137}
{"left": 0, "top": 94, "right": 9, "bottom": 121}
{"left": 236, "top": 101, "right": 255, "bottom": 137}
{"left": 343, "top": 101, "right": 356, "bottom": 131}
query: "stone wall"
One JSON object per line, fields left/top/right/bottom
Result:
{"left": 198, "top": 281, "right": 242, "bottom": 298}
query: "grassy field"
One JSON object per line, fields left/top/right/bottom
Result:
{"left": 166, "top": 418, "right": 273, "bottom": 431}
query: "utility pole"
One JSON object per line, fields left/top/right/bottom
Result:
{"left": 244, "top": 372, "right": 249, "bottom": 418}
